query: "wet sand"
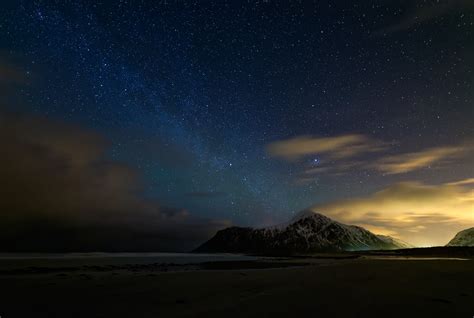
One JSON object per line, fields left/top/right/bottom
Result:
{"left": 0, "top": 255, "right": 472, "bottom": 318}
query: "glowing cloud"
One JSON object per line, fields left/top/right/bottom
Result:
{"left": 446, "top": 178, "right": 474, "bottom": 186}
{"left": 311, "top": 180, "right": 474, "bottom": 247}
{"left": 266, "top": 134, "right": 385, "bottom": 161}
{"left": 373, "top": 145, "right": 472, "bottom": 174}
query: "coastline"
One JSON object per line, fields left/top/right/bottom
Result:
{"left": 0, "top": 253, "right": 472, "bottom": 317}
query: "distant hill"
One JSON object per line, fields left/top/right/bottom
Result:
{"left": 195, "top": 211, "right": 408, "bottom": 254}
{"left": 446, "top": 227, "right": 474, "bottom": 247}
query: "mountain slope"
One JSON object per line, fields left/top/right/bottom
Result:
{"left": 446, "top": 227, "right": 474, "bottom": 247}
{"left": 195, "top": 211, "right": 406, "bottom": 254}
{"left": 376, "top": 235, "right": 414, "bottom": 249}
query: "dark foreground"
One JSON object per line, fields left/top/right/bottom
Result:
{"left": 0, "top": 252, "right": 473, "bottom": 317}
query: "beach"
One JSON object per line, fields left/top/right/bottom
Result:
{"left": 0, "top": 253, "right": 472, "bottom": 317}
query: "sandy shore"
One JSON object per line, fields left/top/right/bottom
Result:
{"left": 0, "top": 256, "right": 472, "bottom": 317}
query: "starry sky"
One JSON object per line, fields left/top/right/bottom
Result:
{"left": 0, "top": 0, "right": 473, "bottom": 250}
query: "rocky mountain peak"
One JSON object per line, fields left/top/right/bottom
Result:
{"left": 195, "top": 211, "right": 408, "bottom": 254}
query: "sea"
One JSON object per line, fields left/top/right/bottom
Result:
{"left": 0, "top": 253, "right": 260, "bottom": 270}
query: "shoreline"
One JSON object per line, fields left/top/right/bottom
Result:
{"left": 0, "top": 256, "right": 472, "bottom": 318}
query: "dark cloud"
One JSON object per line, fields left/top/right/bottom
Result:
{"left": 185, "top": 191, "right": 228, "bottom": 198}
{"left": 0, "top": 57, "right": 30, "bottom": 105}
{"left": 0, "top": 113, "right": 229, "bottom": 252}
{"left": 0, "top": 57, "right": 27, "bottom": 84}
{"left": 377, "top": 0, "right": 474, "bottom": 34}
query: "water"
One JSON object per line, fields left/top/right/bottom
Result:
{"left": 0, "top": 253, "right": 260, "bottom": 270}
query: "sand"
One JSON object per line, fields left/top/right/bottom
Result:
{"left": 0, "top": 256, "right": 472, "bottom": 318}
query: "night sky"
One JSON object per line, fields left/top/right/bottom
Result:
{"left": 1, "top": 0, "right": 473, "bottom": 250}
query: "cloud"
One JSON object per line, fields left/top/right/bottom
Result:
{"left": 266, "top": 134, "right": 385, "bottom": 161}
{"left": 303, "top": 161, "right": 365, "bottom": 177}
{"left": 0, "top": 57, "right": 29, "bottom": 103}
{"left": 446, "top": 178, "right": 474, "bottom": 186}
{"left": 0, "top": 112, "right": 230, "bottom": 252}
{"left": 185, "top": 191, "right": 228, "bottom": 198}
{"left": 271, "top": 133, "right": 473, "bottom": 180}
{"left": 373, "top": 145, "right": 473, "bottom": 174}
{"left": 311, "top": 181, "right": 474, "bottom": 246}
{"left": 0, "top": 57, "right": 27, "bottom": 84}
{"left": 376, "top": 0, "right": 474, "bottom": 34}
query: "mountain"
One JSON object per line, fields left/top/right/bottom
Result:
{"left": 195, "top": 210, "right": 407, "bottom": 254}
{"left": 446, "top": 227, "right": 474, "bottom": 247}
{"left": 376, "top": 235, "right": 414, "bottom": 249}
